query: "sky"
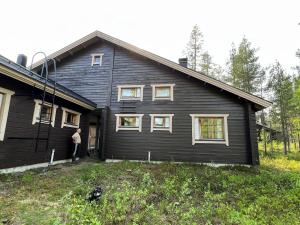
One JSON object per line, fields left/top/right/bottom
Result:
{"left": 0, "top": 0, "right": 299, "bottom": 73}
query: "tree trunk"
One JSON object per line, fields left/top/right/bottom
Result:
{"left": 281, "top": 119, "right": 288, "bottom": 155}
{"left": 270, "top": 122, "right": 273, "bottom": 152}
{"left": 264, "top": 129, "right": 267, "bottom": 154}
{"left": 287, "top": 128, "right": 290, "bottom": 153}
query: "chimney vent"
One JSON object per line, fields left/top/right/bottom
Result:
{"left": 16, "top": 54, "right": 27, "bottom": 67}
{"left": 178, "top": 58, "right": 188, "bottom": 68}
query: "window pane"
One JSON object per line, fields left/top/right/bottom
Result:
{"left": 164, "top": 117, "right": 170, "bottom": 127}
{"left": 38, "top": 105, "right": 52, "bottom": 122}
{"left": 121, "top": 88, "right": 140, "bottom": 98}
{"left": 154, "top": 117, "right": 164, "bottom": 127}
{"left": 65, "top": 112, "right": 77, "bottom": 125}
{"left": 155, "top": 87, "right": 170, "bottom": 98}
{"left": 197, "top": 117, "right": 224, "bottom": 140}
{"left": 154, "top": 117, "right": 170, "bottom": 128}
{"left": 120, "top": 117, "right": 139, "bottom": 127}
{"left": 94, "top": 56, "right": 101, "bottom": 64}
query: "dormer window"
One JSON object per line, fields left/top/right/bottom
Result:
{"left": 91, "top": 54, "right": 104, "bottom": 66}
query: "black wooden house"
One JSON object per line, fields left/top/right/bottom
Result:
{"left": 0, "top": 31, "right": 271, "bottom": 172}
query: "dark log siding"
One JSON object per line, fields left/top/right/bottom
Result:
{"left": 0, "top": 75, "right": 90, "bottom": 169}
{"left": 47, "top": 40, "right": 259, "bottom": 165}
{"left": 106, "top": 47, "right": 256, "bottom": 164}
{"left": 48, "top": 42, "right": 114, "bottom": 107}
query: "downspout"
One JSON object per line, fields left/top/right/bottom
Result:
{"left": 99, "top": 46, "right": 116, "bottom": 161}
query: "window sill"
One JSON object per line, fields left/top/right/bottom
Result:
{"left": 62, "top": 123, "right": 79, "bottom": 129}
{"left": 153, "top": 98, "right": 173, "bottom": 101}
{"left": 116, "top": 127, "right": 141, "bottom": 132}
{"left": 194, "top": 140, "right": 228, "bottom": 146}
{"left": 119, "top": 99, "right": 143, "bottom": 102}
{"left": 33, "top": 120, "right": 54, "bottom": 127}
{"left": 152, "top": 128, "right": 172, "bottom": 133}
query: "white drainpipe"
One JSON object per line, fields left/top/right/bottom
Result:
{"left": 50, "top": 149, "right": 55, "bottom": 165}
{"left": 148, "top": 151, "right": 151, "bottom": 163}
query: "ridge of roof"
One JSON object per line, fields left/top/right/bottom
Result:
{"left": 31, "top": 30, "right": 272, "bottom": 109}
{"left": 0, "top": 55, "right": 97, "bottom": 110}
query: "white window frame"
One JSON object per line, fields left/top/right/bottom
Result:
{"left": 151, "top": 84, "right": 175, "bottom": 101}
{"left": 0, "top": 87, "right": 15, "bottom": 141}
{"left": 91, "top": 53, "right": 104, "bottom": 66}
{"left": 117, "top": 85, "right": 145, "bottom": 101}
{"left": 115, "top": 114, "right": 144, "bottom": 132}
{"left": 32, "top": 100, "right": 58, "bottom": 127}
{"left": 149, "top": 114, "right": 174, "bottom": 133}
{"left": 61, "top": 107, "right": 81, "bottom": 128}
{"left": 190, "top": 114, "right": 229, "bottom": 146}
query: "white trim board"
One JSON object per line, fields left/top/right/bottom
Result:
{"left": 105, "top": 159, "right": 251, "bottom": 168}
{"left": 0, "top": 158, "right": 79, "bottom": 174}
{"left": 31, "top": 30, "right": 271, "bottom": 109}
{"left": 32, "top": 99, "right": 58, "bottom": 127}
{"left": 115, "top": 114, "right": 144, "bottom": 132}
{"left": 190, "top": 114, "right": 229, "bottom": 146}
{"left": 0, "top": 87, "right": 15, "bottom": 141}
{"left": 91, "top": 53, "right": 104, "bottom": 66}
{"left": 117, "top": 85, "right": 145, "bottom": 102}
{"left": 61, "top": 107, "right": 81, "bottom": 128}
{"left": 151, "top": 84, "right": 175, "bottom": 101}
{"left": 149, "top": 114, "right": 174, "bottom": 133}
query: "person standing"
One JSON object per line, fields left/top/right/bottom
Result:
{"left": 72, "top": 128, "right": 81, "bottom": 162}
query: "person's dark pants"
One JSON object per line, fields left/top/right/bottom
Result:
{"left": 72, "top": 143, "right": 80, "bottom": 162}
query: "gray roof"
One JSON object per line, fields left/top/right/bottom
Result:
{"left": 0, "top": 55, "right": 97, "bottom": 110}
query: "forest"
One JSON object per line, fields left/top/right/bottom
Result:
{"left": 183, "top": 25, "right": 300, "bottom": 156}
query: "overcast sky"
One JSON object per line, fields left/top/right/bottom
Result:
{"left": 1, "top": 0, "right": 299, "bottom": 73}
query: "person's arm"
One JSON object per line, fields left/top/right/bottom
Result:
{"left": 72, "top": 133, "right": 77, "bottom": 143}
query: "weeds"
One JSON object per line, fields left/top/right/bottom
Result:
{"left": 0, "top": 153, "right": 299, "bottom": 225}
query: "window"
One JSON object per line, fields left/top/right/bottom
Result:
{"left": 150, "top": 114, "right": 174, "bottom": 133}
{"left": 190, "top": 114, "right": 229, "bottom": 146}
{"left": 61, "top": 107, "right": 81, "bottom": 128}
{"left": 115, "top": 114, "right": 144, "bottom": 132}
{"left": 91, "top": 53, "right": 104, "bottom": 66}
{"left": 151, "top": 84, "right": 175, "bottom": 101}
{"left": 32, "top": 100, "right": 58, "bottom": 127}
{"left": 0, "top": 87, "right": 15, "bottom": 141}
{"left": 117, "top": 85, "right": 144, "bottom": 101}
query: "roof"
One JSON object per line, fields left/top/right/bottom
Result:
{"left": 31, "top": 30, "right": 272, "bottom": 109}
{"left": 0, "top": 55, "right": 97, "bottom": 110}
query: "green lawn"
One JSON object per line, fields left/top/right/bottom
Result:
{"left": 0, "top": 154, "right": 300, "bottom": 225}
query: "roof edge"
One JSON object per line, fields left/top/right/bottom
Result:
{"left": 0, "top": 63, "right": 96, "bottom": 110}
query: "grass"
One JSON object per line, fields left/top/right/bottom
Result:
{"left": 0, "top": 153, "right": 299, "bottom": 225}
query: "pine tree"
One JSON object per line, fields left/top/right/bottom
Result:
{"left": 183, "top": 25, "right": 203, "bottom": 71}
{"left": 200, "top": 51, "right": 213, "bottom": 76}
{"left": 267, "top": 62, "right": 294, "bottom": 155}
{"left": 226, "top": 38, "right": 262, "bottom": 94}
